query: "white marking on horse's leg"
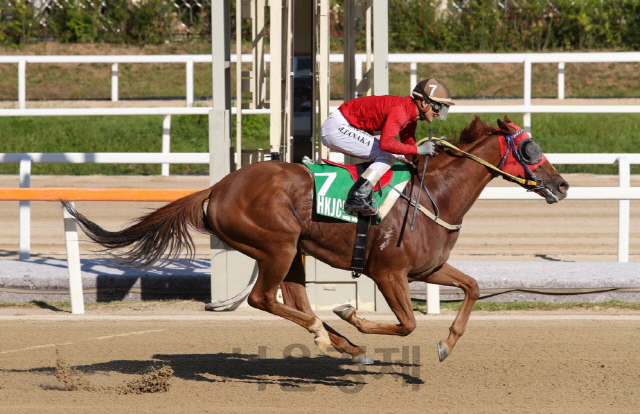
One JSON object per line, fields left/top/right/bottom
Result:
{"left": 308, "top": 318, "right": 332, "bottom": 354}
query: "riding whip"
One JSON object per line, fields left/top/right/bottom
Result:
{"left": 410, "top": 129, "right": 433, "bottom": 231}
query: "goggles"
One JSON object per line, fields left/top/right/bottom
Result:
{"left": 427, "top": 97, "right": 450, "bottom": 121}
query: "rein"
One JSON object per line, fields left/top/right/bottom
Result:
{"left": 405, "top": 133, "right": 544, "bottom": 231}
{"left": 416, "top": 136, "right": 540, "bottom": 187}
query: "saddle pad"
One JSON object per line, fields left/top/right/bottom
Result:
{"left": 304, "top": 161, "right": 411, "bottom": 224}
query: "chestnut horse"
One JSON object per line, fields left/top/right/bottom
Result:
{"left": 62, "top": 115, "right": 568, "bottom": 364}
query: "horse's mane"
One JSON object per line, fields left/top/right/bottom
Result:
{"left": 457, "top": 115, "right": 495, "bottom": 145}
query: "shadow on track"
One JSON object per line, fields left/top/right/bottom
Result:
{"left": 10, "top": 352, "right": 424, "bottom": 389}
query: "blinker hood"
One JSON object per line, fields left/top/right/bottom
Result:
{"left": 517, "top": 138, "right": 543, "bottom": 165}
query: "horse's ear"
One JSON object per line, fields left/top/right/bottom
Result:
{"left": 497, "top": 118, "right": 515, "bottom": 135}
{"left": 503, "top": 115, "right": 512, "bottom": 124}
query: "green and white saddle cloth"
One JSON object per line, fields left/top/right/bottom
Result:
{"left": 303, "top": 160, "right": 412, "bottom": 224}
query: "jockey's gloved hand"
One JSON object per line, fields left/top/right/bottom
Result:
{"left": 416, "top": 141, "right": 436, "bottom": 156}
{"left": 435, "top": 136, "right": 448, "bottom": 148}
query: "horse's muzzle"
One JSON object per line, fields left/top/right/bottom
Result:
{"left": 541, "top": 180, "right": 569, "bottom": 204}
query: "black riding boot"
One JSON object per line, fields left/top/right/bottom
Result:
{"left": 344, "top": 178, "right": 376, "bottom": 216}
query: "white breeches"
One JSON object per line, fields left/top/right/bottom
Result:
{"left": 320, "top": 110, "right": 401, "bottom": 179}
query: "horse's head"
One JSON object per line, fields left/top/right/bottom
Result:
{"left": 495, "top": 115, "right": 569, "bottom": 204}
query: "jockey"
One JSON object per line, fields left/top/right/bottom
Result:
{"left": 320, "top": 78, "right": 455, "bottom": 216}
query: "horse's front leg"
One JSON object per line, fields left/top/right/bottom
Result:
{"left": 280, "top": 253, "right": 372, "bottom": 364}
{"left": 425, "top": 263, "right": 479, "bottom": 361}
{"left": 334, "top": 271, "right": 417, "bottom": 336}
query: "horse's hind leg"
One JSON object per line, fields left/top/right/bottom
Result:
{"left": 425, "top": 263, "right": 479, "bottom": 362}
{"left": 280, "top": 253, "right": 371, "bottom": 364}
{"left": 246, "top": 246, "right": 334, "bottom": 355}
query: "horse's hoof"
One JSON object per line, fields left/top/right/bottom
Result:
{"left": 352, "top": 353, "right": 374, "bottom": 365}
{"left": 437, "top": 341, "right": 450, "bottom": 362}
{"left": 333, "top": 304, "right": 355, "bottom": 321}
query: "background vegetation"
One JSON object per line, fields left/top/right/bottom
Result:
{"left": 2, "top": 0, "right": 640, "bottom": 51}
{"left": 0, "top": 0, "right": 211, "bottom": 45}
{"left": 382, "top": 0, "right": 640, "bottom": 52}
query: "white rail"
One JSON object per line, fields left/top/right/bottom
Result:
{"left": 3, "top": 51, "right": 640, "bottom": 112}
{"left": 2, "top": 52, "right": 640, "bottom": 171}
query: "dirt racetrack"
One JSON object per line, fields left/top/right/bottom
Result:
{"left": 0, "top": 304, "right": 639, "bottom": 413}
{"left": 0, "top": 173, "right": 639, "bottom": 412}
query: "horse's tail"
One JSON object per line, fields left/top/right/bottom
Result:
{"left": 61, "top": 188, "right": 214, "bottom": 267}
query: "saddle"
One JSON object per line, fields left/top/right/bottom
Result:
{"left": 303, "top": 160, "right": 411, "bottom": 225}
{"left": 322, "top": 159, "right": 395, "bottom": 192}
{"left": 304, "top": 160, "right": 412, "bottom": 277}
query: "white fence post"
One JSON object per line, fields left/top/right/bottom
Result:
{"left": 354, "top": 55, "right": 363, "bottom": 97}
{"left": 111, "top": 63, "right": 119, "bottom": 102}
{"left": 162, "top": 115, "right": 171, "bottom": 176}
{"left": 558, "top": 62, "right": 565, "bottom": 100}
{"left": 617, "top": 156, "right": 630, "bottom": 262}
{"left": 18, "top": 59, "right": 26, "bottom": 109}
{"left": 426, "top": 283, "right": 440, "bottom": 314}
{"left": 63, "top": 202, "right": 85, "bottom": 314}
{"left": 19, "top": 156, "right": 31, "bottom": 259}
{"left": 523, "top": 59, "right": 532, "bottom": 134}
{"left": 186, "top": 60, "right": 194, "bottom": 107}
{"left": 409, "top": 62, "right": 417, "bottom": 95}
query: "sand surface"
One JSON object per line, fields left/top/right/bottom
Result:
{"left": 1, "top": 303, "right": 639, "bottom": 413}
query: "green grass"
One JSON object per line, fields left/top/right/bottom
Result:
{"left": 418, "top": 112, "right": 640, "bottom": 174}
{"left": 2, "top": 299, "right": 638, "bottom": 311}
{"left": 0, "top": 114, "right": 270, "bottom": 175}
{"left": 413, "top": 300, "right": 640, "bottom": 312}
{"left": 0, "top": 300, "right": 61, "bottom": 308}
{"left": 1, "top": 112, "right": 638, "bottom": 175}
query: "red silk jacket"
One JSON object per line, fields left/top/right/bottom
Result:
{"left": 338, "top": 95, "right": 418, "bottom": 155}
